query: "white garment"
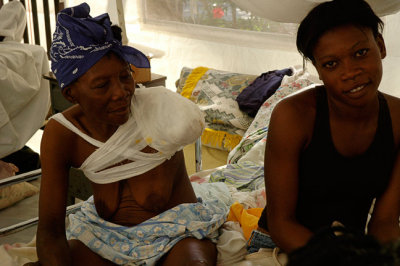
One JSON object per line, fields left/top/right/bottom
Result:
{"left": 217, "top": 221, "right": 248, "bottom": 265}
{"left": 0, "top": 1, "right": 26, "bottom": 42}
{"left": 51, "top": 86, "right": 205, "bottom": 184}
{"left": 0, "top": 42, "right": 50, "bottom": 158}
{"left": 0, "top": 1, "right": 50, "bottom": 158}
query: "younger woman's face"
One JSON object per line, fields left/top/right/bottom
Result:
{"left": 312, "top": 25, "right": 386, "bottom": 107}
{"left": 67, "top": 53, "right": 135, "bottom": 126}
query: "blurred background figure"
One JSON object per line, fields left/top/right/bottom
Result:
{"left": 0, "top": 0, "right": 50, "bottom": 175}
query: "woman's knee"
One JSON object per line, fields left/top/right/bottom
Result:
{"left": 158, "top": 237, "right": 217, "bottom": 266}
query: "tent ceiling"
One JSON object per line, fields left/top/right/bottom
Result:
{"left": 231, "top": 0, "right": 400, "bottom": 23}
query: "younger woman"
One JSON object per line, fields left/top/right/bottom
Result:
{"left": 258, "top": 0, "right": 400, "bottom": 253}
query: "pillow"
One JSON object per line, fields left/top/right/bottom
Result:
{"left": 179, "top": 67, "right": 257, "bottom": 151}
{"left": 0, "top": 182, "right": 39, "bottom": 210}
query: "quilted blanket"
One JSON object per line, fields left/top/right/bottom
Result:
{"left": 179, "top": 67, "right": 257, "bottom": 151}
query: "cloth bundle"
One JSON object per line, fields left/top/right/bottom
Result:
{"left": 236, "top": 68, "right": 292, "bottom": 117}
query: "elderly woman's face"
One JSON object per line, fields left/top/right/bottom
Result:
{"left": 69, "top": 53, "right": 135, "bottom": 126}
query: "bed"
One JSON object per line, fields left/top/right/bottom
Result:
{"left": 178, "top": 64, "right": 318, "bottom": 265}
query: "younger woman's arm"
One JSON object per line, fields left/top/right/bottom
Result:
{"left": 264, "top": 94, "right": 315, "bottom": 253}
{"left": 368, "top": 149, "right": 400, "bottom": 243}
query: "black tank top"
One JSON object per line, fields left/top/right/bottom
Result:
{"left": 296, "top": 86, "right": 395, "bottom": 233}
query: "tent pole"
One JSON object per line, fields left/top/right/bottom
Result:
{"left": 116, "top": 0, "right": 128, "bottom": 45}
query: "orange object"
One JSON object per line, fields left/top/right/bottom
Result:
{"left": 227, "top": 202, "right": 263, "bottom": 240}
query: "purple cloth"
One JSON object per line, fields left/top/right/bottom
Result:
{"left": 236, "top": 68, "right": 292, "bottom": 117}
{"left": 50, "top": 2, "right": 150, "bottom": 89}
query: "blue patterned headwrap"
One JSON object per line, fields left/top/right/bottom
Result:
{"left": 50, "top": 2, "right": 150, "bottom": 89}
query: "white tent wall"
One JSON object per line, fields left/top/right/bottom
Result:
{"left": 125, "top": 23, "right": 305, "bottom": 89}
{"left": 380, "top": 12, "right": 400, "bottom": 97}
{"left": 64, "top": 0, "right": 400, "bottom": 97}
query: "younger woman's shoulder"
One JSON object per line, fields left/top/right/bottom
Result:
{"left": 382, "top": 92, "right": 400, "bottom": 120}
{"left": 273, "top": 85, "right": 319, "bottom": 117}
{"left": 269, "top": 86, "right": 319, "bottom": 141}
{"left": 382, "top": 92, "right": 400, "bottom": 108}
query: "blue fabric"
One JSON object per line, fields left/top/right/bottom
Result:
{"left": 236, "top": 68, "right": 292, "bottom": 117}
{"left": 246, "top": 230, "right": 276, "bottom": 254}
{"left": 50, "top": 2, "right": 150, "bottom": 89}
{"left": 66, "top": 182, "right": 232, "bottom": 265}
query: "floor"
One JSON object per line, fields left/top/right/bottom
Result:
{"left": 0, "top": 138, "right": 229, "bottom": 245}
{"left": 183, "top": 142, "right": 229, "bottom": 176}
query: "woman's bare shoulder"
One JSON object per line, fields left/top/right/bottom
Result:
{"left": 41, "top": 108, "right": 86, "bottom": 165}
{"left": 41, "top": 119, "right": 75, "bottom": 160}
{"left": 382, "top": 92, "right": 400, "bottom": 114}
{"left": 43, "top": 116, "right": 74, "bottom": 142}
{"left": 268, "top": 86, "right": 319, "bottom": 147}
{"left": 272, "top": 86, "right": 318, "bottom": 125}
{"left": 44, "top": 105, "right": 86, "bottom": 138}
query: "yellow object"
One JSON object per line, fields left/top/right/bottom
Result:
{"left": 201, "top": 128, "right": 242, "bottom": 151}
{"left": 180, "top": 66, "right": 243, "bottom": 151}
{"left": 180, "top": 66, "right": 209, "bottom": 100}
{"left": 227, "top": 202, "right": 263, "bottom": 240}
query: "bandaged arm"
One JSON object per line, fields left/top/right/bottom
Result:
{"left": 133, "top": 86, "right": 205, "bottom": 154}
{"left": 80, "top": 86, "right": 205, "bottom": 184}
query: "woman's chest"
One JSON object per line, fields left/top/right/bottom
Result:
{"left": 299, "top": 142, "right": 393, "bottom": 200}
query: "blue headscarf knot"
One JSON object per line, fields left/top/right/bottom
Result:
{"left": 50, "top": 2, "right": 150, "bottom": 89}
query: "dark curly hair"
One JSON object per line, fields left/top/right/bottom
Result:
{"left": 296, "top": 0, "right": 384, "bottom": 62}
{"left": 111, "top": 25, "right": 123, "bottom": 42}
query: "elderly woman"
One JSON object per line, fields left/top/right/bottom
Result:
{"left": 34, "top": 3, "right": 228, "bottom": 266}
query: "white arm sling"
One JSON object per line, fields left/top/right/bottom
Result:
{"left": 51, "top": 86, "right": 205, "bottom": 184}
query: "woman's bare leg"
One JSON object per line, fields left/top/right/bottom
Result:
{"left": 23, "top": 240, "right": 116, "bottom": 266}
{"left": 157, "top": 237, "right": 217, "bottom": 266}
{"left": 68, "top": 239, "right": 117, "bottom": 266}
